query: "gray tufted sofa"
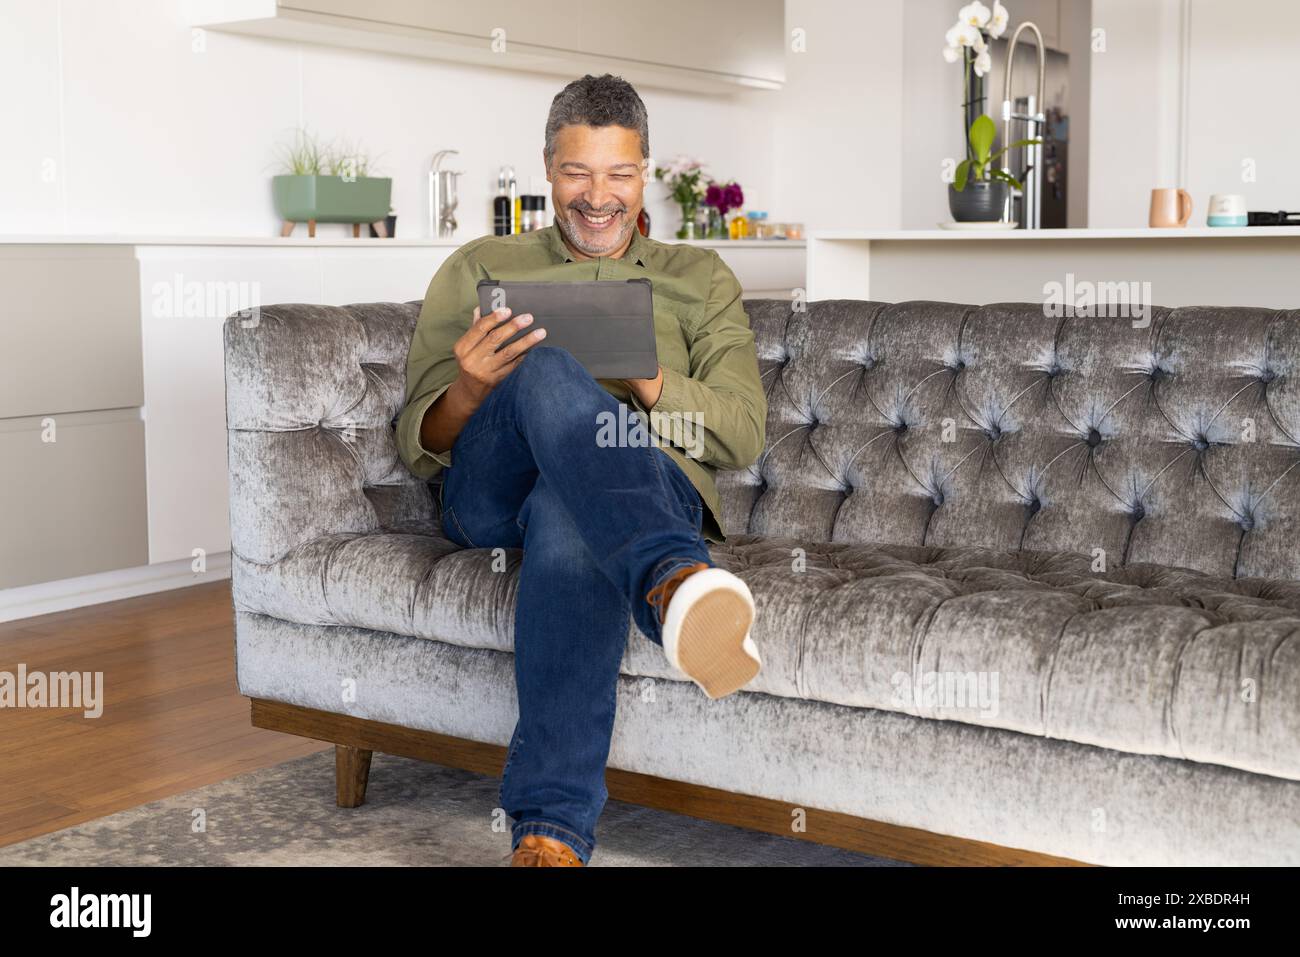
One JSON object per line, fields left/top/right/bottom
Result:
{"left": 223, "top": 298, "right": 1300, "bottom": 866}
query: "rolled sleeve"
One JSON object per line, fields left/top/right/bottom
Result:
{"left": 396, "top": 381, "right": 455, "bottom": 479}
{"left": 396, "top": 248, "right": 476, "bottom": 479}
{"left": 632, "top": 251, "right": 766, "bottom": 470}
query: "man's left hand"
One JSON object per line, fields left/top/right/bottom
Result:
{"left": 623, "top": 365, "right": 664, "bottom": 409}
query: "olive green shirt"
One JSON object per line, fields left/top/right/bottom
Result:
{"left": 395, "top": 220, "right": 767, "bottom": 544}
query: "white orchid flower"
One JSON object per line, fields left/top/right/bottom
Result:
{"left": 989, "top": 1, "right": 1009, "bottom": 38}
{"left": 942, "top": 45, "right": 960, "bottom": 62}
{"left": 945, "top": 21, "right": 980, "bottom": 48}
{"left": 973, "top": 49, "right": 992, "bottom": 76}
{"left": 958, "top": 1, "right": 991, "bottom": 28}
{"left": 973, "top": 32, "right": 987, "bottom": 53}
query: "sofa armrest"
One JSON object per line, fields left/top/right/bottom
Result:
{"left": 222, "top": 302, "right": 449, "bottom": 566}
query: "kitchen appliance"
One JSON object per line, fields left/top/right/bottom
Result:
{"left": 1248, "top": 210, "right": 1300, "bottom": 226}
{"left": 1000, "top": 21, "right": 1046, "bottom": 229}
{"left": 427, "top": 149, "right": 464, "bottom": 238}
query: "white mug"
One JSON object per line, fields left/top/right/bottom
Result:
{"left": 1207, "top": 193, "right": 1247, "bottom": 227}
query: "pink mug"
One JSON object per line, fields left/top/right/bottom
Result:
{"left": 1149, "top": 188, "right": 1193, "bottom": 227}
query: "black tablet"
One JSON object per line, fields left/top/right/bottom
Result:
{"left": 476, "top": 278, "right": 659, "bottom": 379}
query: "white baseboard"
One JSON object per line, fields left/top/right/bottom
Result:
{"left": 0, "top": 552, "right": 233, "bottom": 624}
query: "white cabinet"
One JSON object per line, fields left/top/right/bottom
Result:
{"left": 188, "top": 0, "right": 785, "bottom": 93}
{"left": 0, "top": 246, "right": 148, "bottom": 589}
{"left": 0, "top": 246, "right": 141, "bottom": 418}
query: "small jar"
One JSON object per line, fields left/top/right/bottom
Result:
{"left": 784, "top": 222, "right": 805, "bottom": 240}
{"left": 729, "top": 212, "right": 749, "bottom": 239}
{"left": 747, "top": 210, "right": 770, "bottom": 238}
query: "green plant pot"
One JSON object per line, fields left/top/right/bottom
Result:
{"left": 272, "top": 175, "right": 392, "bottom": 223}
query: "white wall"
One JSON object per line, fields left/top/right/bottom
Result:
{"left": 761, "top": 0, "right": 905, "bottom": 230}
{"left": 1184, "top": 0, "right": 1300, "bottom": 218}
{"left": 900, "top": 0, "right": 963, "bottom": 231}
{"left": 0, "top": 0, "right": 778, "bottom": 240}
{"left": 1088, "top": 0, "right": 1185, "bottom": 226}
{"left": 1089, "top": 0, "right": 1300, "bottom": 227}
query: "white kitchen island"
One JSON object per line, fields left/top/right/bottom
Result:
{"left": 807, "top": 227, "right": 1300, "bottom": 309}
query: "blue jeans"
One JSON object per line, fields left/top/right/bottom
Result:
{"left": 436, "top": 345, "right": 715, "bottom": 864}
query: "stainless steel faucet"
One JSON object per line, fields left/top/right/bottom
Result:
{"left": 1001, "top": 21, "right": 1046, "bottom": 229}
{"left": 428, "top": 150, "right": 464, "bottom": 238}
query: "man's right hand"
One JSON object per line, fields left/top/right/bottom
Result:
{"left": 451, "top": 305, "right": 547, "bottom": 405}
{"left": 418, "top": 305, "right": 547, "bottom": 457}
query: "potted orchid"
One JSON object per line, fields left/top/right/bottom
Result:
{"left": 950, "top": 114, "right": 1038, "bottom": 221}
{"left": 943, "top": 1, "right": 1008, "bottom": 144}
{"left": 703, "top": 180, "right": 744, "bottom": 239}
{"left": 942, "top": 2, "right": 1037, "bottom": 222}
{"left": 654, "top": 155, "right": 710, "bottom": 239}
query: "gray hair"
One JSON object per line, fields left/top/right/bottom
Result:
{"left": 543, "top": 73, "right": 649, "bottom": 169}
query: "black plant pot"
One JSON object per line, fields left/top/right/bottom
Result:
{"left": 948, "top": 180, "right": 1009, "bottom": 223}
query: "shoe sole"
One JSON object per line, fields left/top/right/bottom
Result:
{"left": 662, "top": 569, "right": 759, "bottom": 699}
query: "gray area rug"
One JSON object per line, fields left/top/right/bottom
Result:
{"left": 0, "top": 750, "right": 908, "bottom": 866}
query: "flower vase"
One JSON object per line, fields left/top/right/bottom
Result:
{"left": 705, "top": 207, "right": 727, "bottom": 239}
{"left": 676, "top": 206, "right": 700, "bottom": 240}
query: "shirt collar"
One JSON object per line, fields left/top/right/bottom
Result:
{"left": 544, "top": 217, "right": 647, "bottom": 267}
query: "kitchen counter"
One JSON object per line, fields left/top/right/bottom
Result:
{"left": 807, "top": 227, "right": 1300, "bottom": 307}
{"left": 0, "top": 234, "right": 804, "bottom": 249}
{"left": 811, "top": 226, "right": 1300, "bottom": 241}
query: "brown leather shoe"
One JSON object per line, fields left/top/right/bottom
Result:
{"left": 510, "top": 833, "right": 585, "bottom": 866}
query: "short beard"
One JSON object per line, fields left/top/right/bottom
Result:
{"left": 556, "top": 206, "right": 633, "bottom": 257}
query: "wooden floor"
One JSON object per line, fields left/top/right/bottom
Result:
{"left": 0, "top": 581, "right": 328, "bottom": 848}
{"left": 2, "top": 580, "right": 1083, "bottom": 865}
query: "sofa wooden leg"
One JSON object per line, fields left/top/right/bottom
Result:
{"left": 336, "top": 744, "right": 372, "bottom": 808}
{"left": 280, "top": 220, "right": 295, "bottom": 237}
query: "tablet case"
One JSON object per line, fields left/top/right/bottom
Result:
{"left": 476, "top": 278, "right": 659, "bottom": 379}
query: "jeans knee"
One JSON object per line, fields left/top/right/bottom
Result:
{"left": 511, "top": 345, "right": 596, "bottom": 402}
{"left": 517, "top": 344, "right": 580, "bottom": 378}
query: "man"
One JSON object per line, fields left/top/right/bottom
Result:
{"left": 395, "top": 73, "right": 768, "bottom": 867}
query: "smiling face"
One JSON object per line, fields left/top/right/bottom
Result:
{"left": 545, "top": 123, "right": 647, "bottom": 260}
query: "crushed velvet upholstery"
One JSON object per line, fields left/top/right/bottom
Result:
{"left": 223, "top": 298, "right": 1300, "bottom": 864}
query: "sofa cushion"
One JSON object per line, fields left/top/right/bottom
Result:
{"left": 706, "top": 534, "right": 1300, "bottom": 784}
{"left": 231, "top": 522, "right": 1300, "bottom": 784}
{"left": 722, "top": 300, "right": 1300, "bottom": 582}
